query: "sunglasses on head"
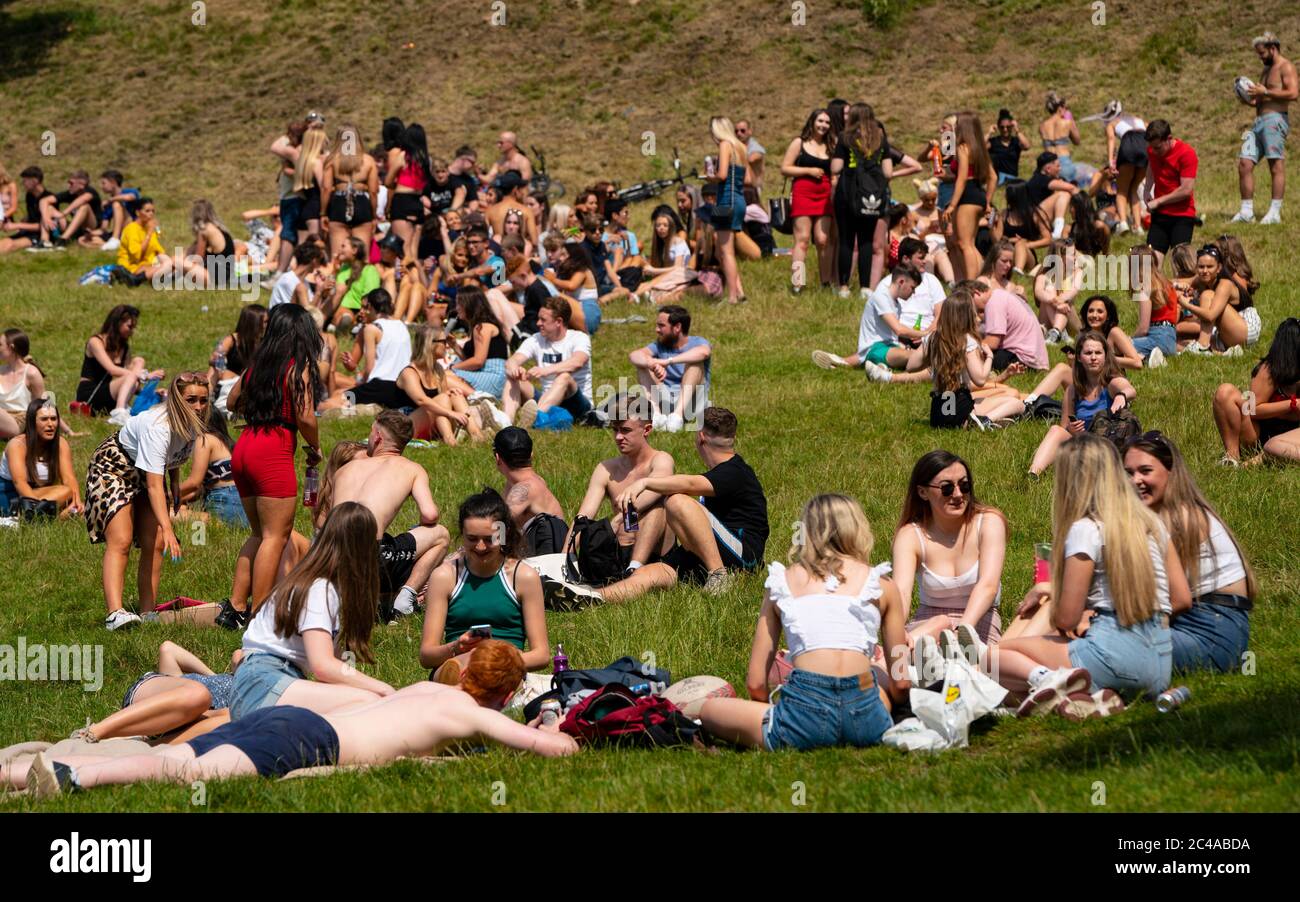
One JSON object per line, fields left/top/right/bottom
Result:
{"left": 1198, "top": 245, "right": 1222, "bottom": 259}
{"left": 928, "top": 478, "right": 972, "bottom": 497}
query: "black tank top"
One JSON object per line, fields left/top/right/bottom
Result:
{"left": 79, "top": 339, "right": 125, "bottom": 384}
{"left": 401, "top": 365, "right": 440, "bottom": 401}
{"left": 486, "top": 329, "right": 508, "bottom": 361}
{"left": 795, "top": 143, "right": 831, "bottom": 175}
{"left": 205, "top": 228, "right": 233, "bottom": 261}
{"left": 226, "top": 335, "right": 247, "bottom": 374}
{"left": 1002, "top": 212, "right": 1040, "bottom": 240}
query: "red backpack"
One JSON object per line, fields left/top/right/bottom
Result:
{"left": 559, "top": 684, "right": 709, "bottom": 749}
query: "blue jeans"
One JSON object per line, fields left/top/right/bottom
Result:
{"left": 1132, "top": 322, "right": 1177, "bottom": 360}
{"left": 0, "top": 476, "right": 17, "bottom": 516}
{"left": 1069, "top": 611, "right": 1172, "bottom": 698}
{"left": 762, "top": 668, "right": 892, "bottom": 751}
{"left": 204, "top": 485, "right": 249, "bottom": 527}
{"left": 1172, "top": 602, "right": 1250, "bottom": 674}
{"left": 230, "top": 653, "right": 304, "bottom": 721}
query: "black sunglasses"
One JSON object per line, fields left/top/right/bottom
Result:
{"left": 928, "top": 478, "right": 972, "bottom": 497}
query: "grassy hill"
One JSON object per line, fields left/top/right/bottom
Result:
{"left": 1, "top": 1, "right": 1299, "bottom": 812}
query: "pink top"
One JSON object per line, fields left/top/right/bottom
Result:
{"left": 983, "top": 288, "right": 1049, "bottom": 370}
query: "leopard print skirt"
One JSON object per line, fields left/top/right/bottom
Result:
{"left": 85, "top": 434, "right": 143, "bottom": 544}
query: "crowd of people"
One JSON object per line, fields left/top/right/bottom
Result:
{"left": 0, "top": 31, "right": 1296, "bottom": 793}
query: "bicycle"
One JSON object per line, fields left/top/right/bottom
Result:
{"left": 614, "top": 147, "right": 702, "bottom": 204}
{"left": 529, "top": 145, "right": 565, "bottom": 200}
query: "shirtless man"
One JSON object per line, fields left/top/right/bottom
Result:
{"left": 329, "top": 410, "right": 450, "bottom": 620}
{"left": 493, "top": 426, "right": 567, "bottom": 555}
{"left": 483, "top": 131, "right": 533, "bottom": 185}
{"left": 560, "top": 394, "right": 675, "bottom": 588}
{"left": 487, "top": 171, "right": 537, "bottom": 246}
{"left": 1233, "top": 32, "right": 1298, "bottom": 225}
{"left": 8, "top": 642, "right": 577, "bottom": 796}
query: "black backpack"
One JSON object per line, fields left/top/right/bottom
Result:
{"left": 522, "top": 513, "right": 569, "bottom": 557}
{"left": 563, "top": 515, "right": 625, "bottom": 587}
{"left": 929, "top": 388, "right": 975, "bottom": 429}
{"left": 842, "top": 143, "right": 890, "bottom": 218}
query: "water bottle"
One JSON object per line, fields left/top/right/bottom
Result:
{"left": 1155, "top": 686, "right": 1190, "bottom": 713}
{"left": 302, "top": 466, "right": 319, "bottom": 508}
{"left": 212, "top": 340, "right": 227, "bottom": 373}
{"left": 552, "top": 644, "right": 569, "bottom": 673}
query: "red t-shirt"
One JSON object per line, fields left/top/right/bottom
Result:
{"left": 1149, "top": 139, "right": 1197, "bottom": 218}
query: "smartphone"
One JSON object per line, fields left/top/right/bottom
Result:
{"left": 469, "top": 625, "right": 493, "bottom": 640}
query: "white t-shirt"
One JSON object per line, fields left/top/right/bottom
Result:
{"left": 888, "top": 271, "right": 945, "bottom": 331}
{"left": 1194, "top": 514, "right": 1247, "bottom": 598}
{"left": 516, "top": 329, "right": 593, "bottom": 401}
{"left": 116, "top": 406, "right": 194, "bottom": 475}
{"left": 269, "top": 269, "right": 301, "bottom": 307}
{"left": 668, "top": 237, "right": 691, "bottom": 264}
{"left": 1064, "top": 517, "right": 1171, "bottom": 615}
{"left": 856, "top": 286, "right": 903, "bottom": 355}
{"left": 242, "top": 578, "right": 340, "bottom": 671}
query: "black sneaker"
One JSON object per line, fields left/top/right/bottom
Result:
{"left": 377, "top": 595, "right": 396, "bottom": 625}
{"left": 214, "top": 598, "right": 250, "bottom": 631}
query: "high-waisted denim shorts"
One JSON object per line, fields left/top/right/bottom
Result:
{"left": 762, "top": 668, "right": 892, "bottom": 751}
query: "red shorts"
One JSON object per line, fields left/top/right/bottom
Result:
{"left": 232, "top": 425, "right": 298, "bottom": 499}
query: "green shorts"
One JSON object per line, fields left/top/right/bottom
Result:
{"left": 863, "top": 341, "right": 900, "bottom": 367}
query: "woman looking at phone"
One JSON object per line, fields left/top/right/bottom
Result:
{"left": 419, "top": 488, "right": 552, "bottom": 680}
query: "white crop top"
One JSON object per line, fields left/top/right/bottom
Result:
{"left": 765, "top": 561, "right": 890, "bottom": 660}
{"left": 1194, "top": 514, "right": 1247, "bottom": 598}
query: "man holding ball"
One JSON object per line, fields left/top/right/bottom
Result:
{"left": 1232, "top": 32, "right": 1298, "bottom": 225}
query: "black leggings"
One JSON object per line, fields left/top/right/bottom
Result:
{"left": 833, "top": 194, "right": 881, "bottom": 289}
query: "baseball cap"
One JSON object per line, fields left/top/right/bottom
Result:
{"left": 305, "top": 110, "right": 325, "bottom": 124}
{"left": 494, "top": 171, "right": 525, "bottom": 192}
{"left": 377, "top": 233, "right": 404, "bottom": 254}
{"left": 1036, "top": 151, "right": 1059, "bottom": 170}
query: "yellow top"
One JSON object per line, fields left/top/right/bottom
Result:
{"left": 117, "top": 221, "right": 163, "bottom": 273}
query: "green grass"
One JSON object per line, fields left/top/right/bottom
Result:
{"left": 2, "top": 168, "right": 1300, "bottom": 810}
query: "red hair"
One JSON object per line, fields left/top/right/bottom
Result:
{"left": 462, "top": 640, "right": 525, "bottom": 706}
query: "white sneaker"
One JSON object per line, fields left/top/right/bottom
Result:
{"left": 0, "top": 516, "right": 19, "bottom": 529}
{"left": 859, "top": 287, "right": 870, "bottom": 300}
{"left": 108, "top": 407, "right": 131, "bottom": 427}
{"left": 515, "top": 399, "right": 538, "bottom": 429}
{"left": 1179, "top": 342, "right": 1208, "bottom": 355}
{"left": 1044, "top": 328, "right": 1061, "bottom": 344}
{"left": 864, "top": 361, "right": 893, "bottom": 383}
{"left": 913, "top": 635, "right": 943, "bottom": 686}
{"left": 1146, "top": 346, "right": 1167, "bottom": 368}
{"left": 651, "top": 410, "right": 668, "bottom": 431}
{"left": 1113, "top": 221, "right": 1130, "bottom": 235}
{"left": 811, "top": 350, "right": 848, "bottom": 370}
{"left": 837, "top": 286, "right": 851, "bottom": 300}
{"left": 1260, "top": 209, "right": 1282, "bottom": 225}
{"left": 105, "top": 609, "right": 142, "bottom": 631}
{"left": 1017, "top": 667, "right": 1091, "bottom": 717}
{"left": 664, "top": 413, "right": 684, "bottom": 433}
{"left": 1230, "top": 210, "right": 1256, "bottom": 223}
{"left": 101, "top": 237, "right": 121, "bottom": 252}
{"left": 1224, "top": 344, "right": 1244, "bottom": 357}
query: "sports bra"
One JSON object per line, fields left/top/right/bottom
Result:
{"left": 912, "top": 513, "right": 1002, "bottom": 612}
{"left": 765, "top": 560, "right": 889, "bottom": 660}
{"left": 204, "top": 455, "right": 233, "bottom": 488}
{"left": 794, "top": 143, "right": 832, "bottom": 175}
{"left": 1113, "top": 115, "right": 1146, "bottom": 140}
{"left": 1043, "top": 135, "right": 1072, "bottom": 149}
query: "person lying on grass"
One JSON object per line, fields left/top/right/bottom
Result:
{"left": 698, "top": 494, "right": 910, "bottom": 751}
{"left": 228, "top": 501, "right": 395, "bottom": 722}
{"left": 71, "top": 641, "right": 240, "bottom": 746}
{"left": 5, "top": 642, "right": 577, "bottom": 797}
{"left": 987, "top": 434, "right": 1190, "bottom": 722}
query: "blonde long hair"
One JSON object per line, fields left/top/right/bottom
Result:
{"left": 924, "top": 287, "right": 979, "bottom": 391}
{"left": 162, "top": 372, "right": 207, "bottom": 444}
{"left": 294, "top": 127, "right": 328, "bottom": 193}
{"left": 410, "top": 325, "right": 450, "bottom": 390}
{"left": 709, "top": 116, "right": 748, "bottom": 166}
{"left": 1051, "top": 435, "right": 1163, "bottom": 627}
{"left": 188, "top": 199, "right": 227, "bottom": 237}
{"left": 788, "top": 493, "right": 875, "bottom": 584}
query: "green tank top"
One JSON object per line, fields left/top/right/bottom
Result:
{"left": 444, "top": 559, "right": 526, "bottom": 650}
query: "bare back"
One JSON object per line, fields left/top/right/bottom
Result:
{"left": 504, "top": 470, "right": 564, "bottom": 528}
{"left": 331, "top": 453, "right": 428, "bottom": 537}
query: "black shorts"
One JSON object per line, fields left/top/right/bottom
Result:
{"left": 1146, "top": 212, "right": 1195, "bottom": 255}
{"left": 186, "top": 705, "right": 339, "bottom": 777}
{"left": 559, "top": 390, "right": 593, "bottom": 420}
{"left": 991, "top": 348, "right": 1022, "bottom": 372}
{"left": 661, "top": 510, "right": 759, "bottom": 583}
{"left": 76, "top": 377, "right": 115, "bottom": 414}
{"left": 327, "top": 192, "right": 374, "bottom": 226}
{"left": 956, "top": 180, "right": 987, "bottom": 208}
{"left": 1117, "top": 131, "right": 1149, "bottom": 169}
{"left": 613, "top": 535, "right": 660, "bottom": 570}
{"left": 350, "top": 379, "right": 407, "bottom": 409}
{"left": 301, "top": 190, "right": 321, "bottom": 223}
{"left": 379, "top": 531, "right": 418, "bottom": 595}
{"left": 390, "top": 192, "right": 426, "bottom": 224}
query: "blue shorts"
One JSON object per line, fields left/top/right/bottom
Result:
{"left": 1069, "top": 611, "right": 1171, "bottom": 698}
{"left": 204, "top": 484, "right": 249, "bottom": 527}
{"left": 1172, "top": 601, "right": 1250, "bottom": 674}
{"left": 1132, "top": 321, "right": 1177, "bottom": 359}
{"left": 1241, "top": 112, "right": 1290, "bottom": 162}
{"left": 229, "top": 653, "right": 305, "bottom": 721}
{"left": 762, "top": 668, "right": 891, "bottom": 751}
{"left": 121, "top": 671, "right": 234, "bottom": 710}
{"left": 187, "top": 705, "right": 339, "bottom": 777}
{"left": 278, "top": 194, "right": 305, "bottom": 241}
{"left": 937, "top": 180, "right": 955, "bottom": 211}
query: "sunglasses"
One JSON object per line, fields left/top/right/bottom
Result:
{"left": 177, "top": 371, "right": 209, "bottom": 384}
{"left": 928, "top": 478, "right": 972, "bottom": 497}
{"left": 1198, "top": 245, "right": 1222, "bottom": 259}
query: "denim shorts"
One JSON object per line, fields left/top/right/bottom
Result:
{"left": 204, "top": 485, "right": 249, "bottom": 527}
{"left": 1132, "top": 322, "right": 1177, "bottom": 359}
{"left": 278, "top": 194, "right": 305, "bottom": 240}
{"left": 1069, "top": 610, "right": 1171, "bottom": 698}
{"left": 1172, "top": 601, "right": 1250, "bottom": 674}
{"left": 229, "top": 652, "right": 304, "bottom": 721}
{"left": 762, "top": 668, "right": 892, "bottom": 751}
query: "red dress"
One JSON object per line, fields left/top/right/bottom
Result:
{"left": 231, "top": 364, "right": 300, "bottom": 499}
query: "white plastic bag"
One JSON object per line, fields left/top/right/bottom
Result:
{"left": 906, "top": 656, "right": 1008, "bottom": 750}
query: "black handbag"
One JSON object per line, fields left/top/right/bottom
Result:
{"left": 769, "top": 179, "right": 793, "bottom": 235}
{"left": 17, "top": 498, "right": 59, "bottom": 521}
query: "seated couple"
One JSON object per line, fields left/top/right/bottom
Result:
{"left": 544, "top": 401, "right": 769, "bottom": 607}
{"left": 5, "top": 642, "right": 577, "bottom": 797}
